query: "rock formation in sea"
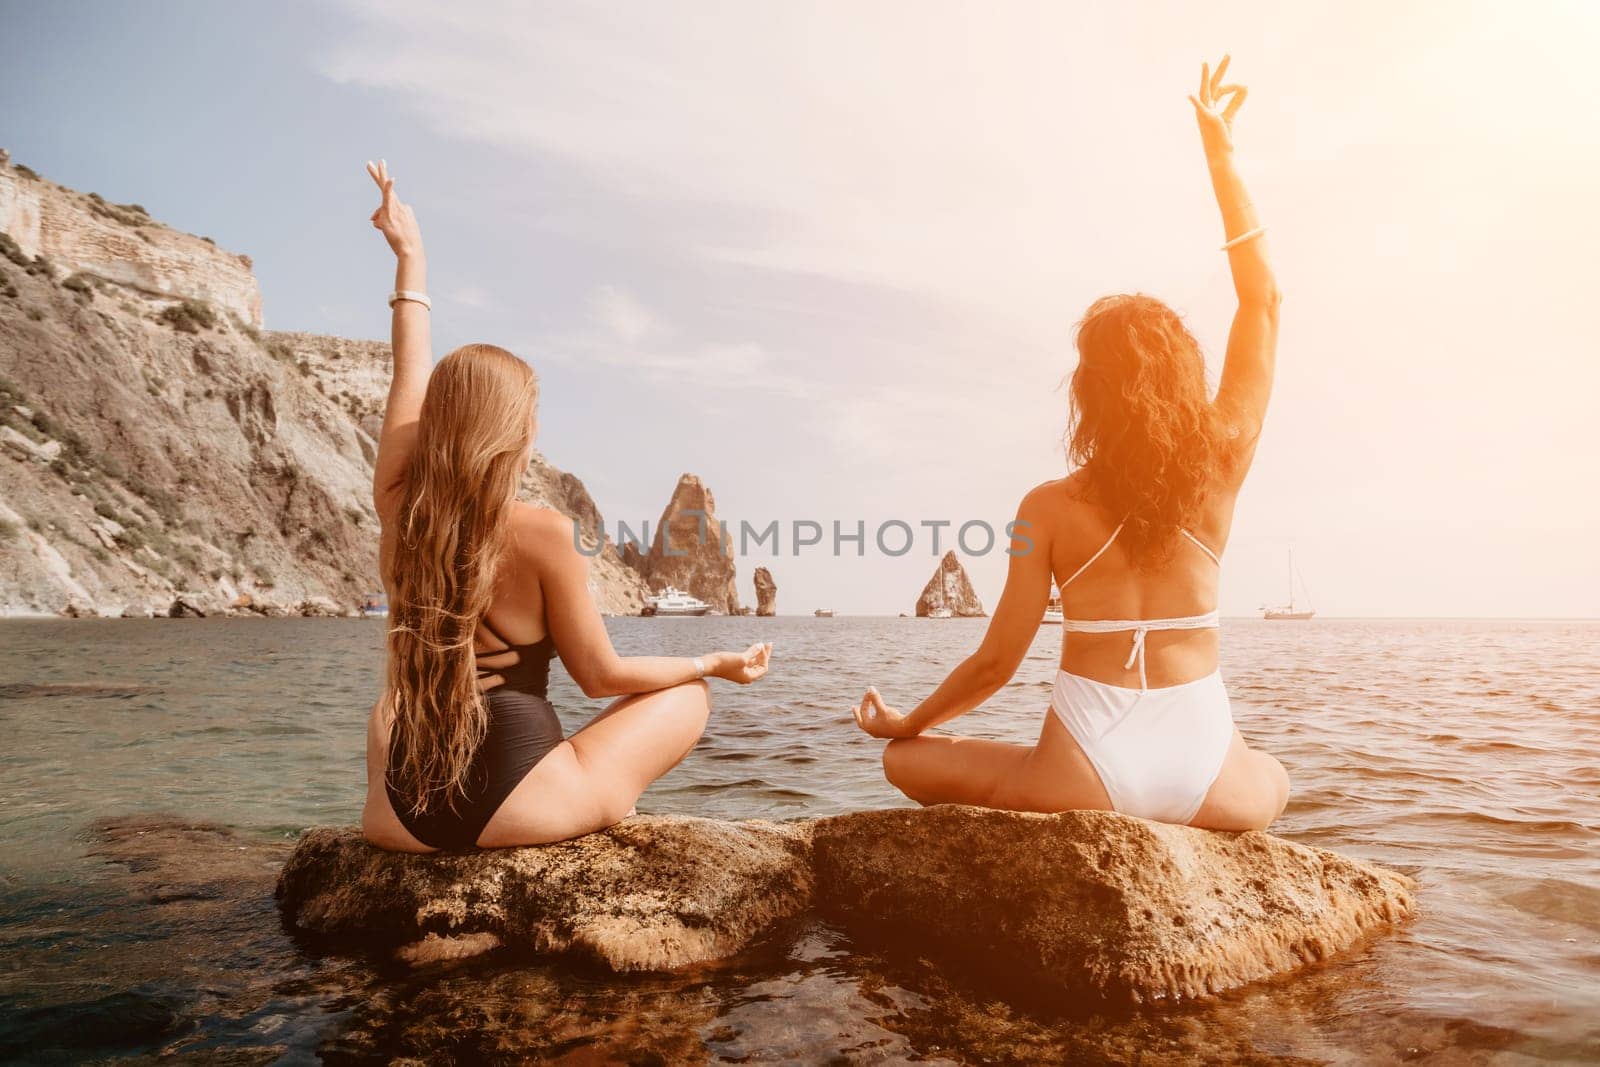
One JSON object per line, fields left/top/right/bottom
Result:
{"left": 621, "top": 473, "right": 740, "bottom": 615}
{"left": 278, "top": 814, "right": 812, "bottom": 972}
{"left": 277, "top": 806, "right": 1415, "bottom": 1002}
{"left": 753, "top": 566, "right": 777, "bottom": 617}
{"left": 915, "top": 549, "right": 986, "bottom": 617}
{"left": 0, "top": 155, "right": 648, "bottom": 617}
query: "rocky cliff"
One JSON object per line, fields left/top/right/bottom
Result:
{"left": 0, "top": 155, "right": 647, "bottom": 617}
{"left": 753, "top": 566, "right": 776, "bottom": 616}
{"left": 622, "top": 473, "right": 740, "bottom": 614}
{"left": 915, "top": 549, "right": 986, "bottom": 617}
{"left": 276, "top": 807, "right": 1416, "bottom": 1002}
{"left": 0, "top": 157, "right": 261, "bottom": 327}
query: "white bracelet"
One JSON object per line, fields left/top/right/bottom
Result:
{"left": 693, "top": 656, "right": 706, "bottom": 679}
{"left": 387, "top": 289, "right": 431, "bottom": 310}
{"left": 1220, "top": 226, "right": 1267, "bottom": 252}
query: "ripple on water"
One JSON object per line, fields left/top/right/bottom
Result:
{"left": 0, "top": 616, "right": 1597, "bottom": 1062}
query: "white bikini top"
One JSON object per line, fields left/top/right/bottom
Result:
{"left": 1058, "top": 522, "right": 1221, "bottom": 688}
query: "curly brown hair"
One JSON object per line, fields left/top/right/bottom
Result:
{"left": 1066, "top": 294, "right": 1232, "bottom": 569}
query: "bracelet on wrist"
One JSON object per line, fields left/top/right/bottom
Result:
{"left": 693, "top": 656, "right": 707, "bottom": 679}
{"left": 1220, "top": 226, "right": 1266, "bottom": 252}
{"left": 387, "top": 289, "right": 431, "bottom": 310}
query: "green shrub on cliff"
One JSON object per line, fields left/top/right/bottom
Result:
{"left": 61, "top": 273, "right": 95, "bottom": 303}
{"left": 0, "top": 233, "right": 29, "bottom": 267}
{"left": 159, "top": 299, "right": 216, "bottom": 334}
{"left": 0, "top": 518, "right": 18, "bottom": 543}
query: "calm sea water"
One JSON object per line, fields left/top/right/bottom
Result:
{"left": 0, "top": 617, "right": 1596, "bottom": 1063}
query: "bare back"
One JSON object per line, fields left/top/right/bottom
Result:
{"left": 1038, "top": 471, "right": 1244, "bottom": 689}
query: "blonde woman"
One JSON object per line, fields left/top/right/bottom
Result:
{"left": 359, "top": 161, "right": 772, "bottom": 853}
{"left": 850, "top": 58, "right": 1289, "bottom": 831}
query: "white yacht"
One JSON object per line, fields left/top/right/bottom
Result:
{"left": 644, "top": 586, "right": 712, "bottom": 617}
{"left": 814, "top": 608, "right": 834, "bottom": 618}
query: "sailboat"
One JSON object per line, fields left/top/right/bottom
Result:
{"left": 1262, "top": 548, "right": 1315, "bottom": 620}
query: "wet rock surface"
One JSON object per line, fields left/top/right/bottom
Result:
{"left": 811, "top": 806, "right": 1417, "bottom": 1004}
{"left": 276, "top": 815, "right": 813, "bottom": 971}
{"left": 278, "top": 806, "right": 1414, "bottom": 1002}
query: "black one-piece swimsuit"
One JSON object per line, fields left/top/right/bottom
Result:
{"left": 386, "top": 617, "right": 564, "bottom": 851}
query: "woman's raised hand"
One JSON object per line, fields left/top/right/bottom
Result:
{"left": 1188, "top": 55, "right": 1247, "bottom": 160}
{"left": 366, "top": 159, "right": 423, "bottom": 259}
{"left": 850, "top": 687, "right": 917, "bottom": 739}
{"left": 711, "top": 642, "right": 773, "bottom": 685}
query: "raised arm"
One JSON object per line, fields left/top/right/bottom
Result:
{"left": 365, "top": 160, "right": 432, "bottom": 525}
{"left": 851, "top": 490, "right": 1054, "bottom": 739}
{"left": 529, "top": 509, "right": 771, "bottom": 699}
{"left": 1189, "top": 57, "right": 1282, "bottom": 461}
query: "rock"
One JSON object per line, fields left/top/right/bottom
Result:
{"left": 1, "top": 424, "right": 62, "bottom": 462}
{"left": 810, "top": 807, "right": 1416, "bottom": 1004}
{"left": 167, "top": 597, "right": 206, "bottom": 619}
{"left": 277, "top": 807, "right": 1413, "bottom": 1001}
{"left": 0, "top": 157, "right": 262, "bottom": 325}
{"left": 296, "top": 595, "right": 344, "bottom": 618}
{"left": 623, "top": 473, "right": 740, "bottom": 614}
{"left": 915, "top": 550, "right": 986, "bottom": 617}
{"left": 753, "top": 566, "right": 777, "bottom": 617}
{"left": 276, "top": 814, "right": 812, "bottom": 972}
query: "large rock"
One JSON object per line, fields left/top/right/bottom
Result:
{"left": 753, "top": 566, "right": 777, "bottom": 616}
{"left": 622, "top": 473, "right": 740, "bottom": 614}
{"left": 811, "top": 807, "right": 1416, "bottom": 1003}
{"left": 277, "top": 807, "right": 1413, "bottom": 1001}
{"left": 276, "top": 814, "right": 812, "bottom": 972}
{"left": 915, "top": 549, "right": 986, "bottom": 617}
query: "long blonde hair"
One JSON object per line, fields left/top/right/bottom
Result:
{"left": 1067, "top": 294, "right": 1231, "bottom": 568}
{"left": 385, "top": 343, "right": 539, "bottom": 815}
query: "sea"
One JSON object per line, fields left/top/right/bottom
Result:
{"left": 0, "top": 616, "right": 1596, "bottom": 1064}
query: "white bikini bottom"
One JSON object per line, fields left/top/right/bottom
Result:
{"left": 1049, "top": 668, "right": 1235, "bottom": 825}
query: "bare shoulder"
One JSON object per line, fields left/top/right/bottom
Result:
{"left": 507, "top": 502, "right": 586, "bottom": 568}
{"left": 1018, "top": 475, "right": 1089, "bottom": 521}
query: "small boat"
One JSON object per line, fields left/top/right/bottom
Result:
{"left": 1263, "top": 549, "right": 1316, "bottom": 621}
{"left": 357, "top": 592, "right": 389, "bottom": 619}
{"left": 644, "top": 586, "right": 712, "bottom": 617}
{"left": 1042, "top": 587, "right": 1063, "bottom": 625}
{"left": 814, "top": 608, "right": 834, "bottom": 618}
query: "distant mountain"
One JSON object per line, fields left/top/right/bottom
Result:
{"left": 0, "top": 154, "right": 647, "bottom": 617}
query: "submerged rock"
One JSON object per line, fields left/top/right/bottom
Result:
{"left": 811, "top": 807, "right": 1416, "bottom": 1003}
{"left": 915, "top": 550, "right": 986, "bottom": 617}
{"left": 277, "top": 806, "right": 1413, "bottom": 1001}
{"left": 276, "top": 814, "right": 811, "bottom": 971}
{"left": 753, "top": 566, "right": 777, "bottom": 617}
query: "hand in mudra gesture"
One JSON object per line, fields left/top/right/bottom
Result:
{"left": 1188, "top": 55, "right": 1247, "bottom": 159}
{"left": 365, "top": 159, "right": 423, "bottom": 258}
{"left": 850, "top": 687, "right": 917, "bottom": 739}
{"left": 711, "top": 642, "right": 772, "bottom": 685}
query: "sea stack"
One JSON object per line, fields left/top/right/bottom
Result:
{"left": 623, "top": 473, "right": 740, "bottom": 615}
{"left": 753, "top": 567, "right": 777, "bottom": 617}
{"left": 915, "top": 550, "right": 985, "bottom": 617}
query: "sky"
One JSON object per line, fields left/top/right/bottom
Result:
{"left": 3, "top": 1, "right": 1598, "bottom": 616}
